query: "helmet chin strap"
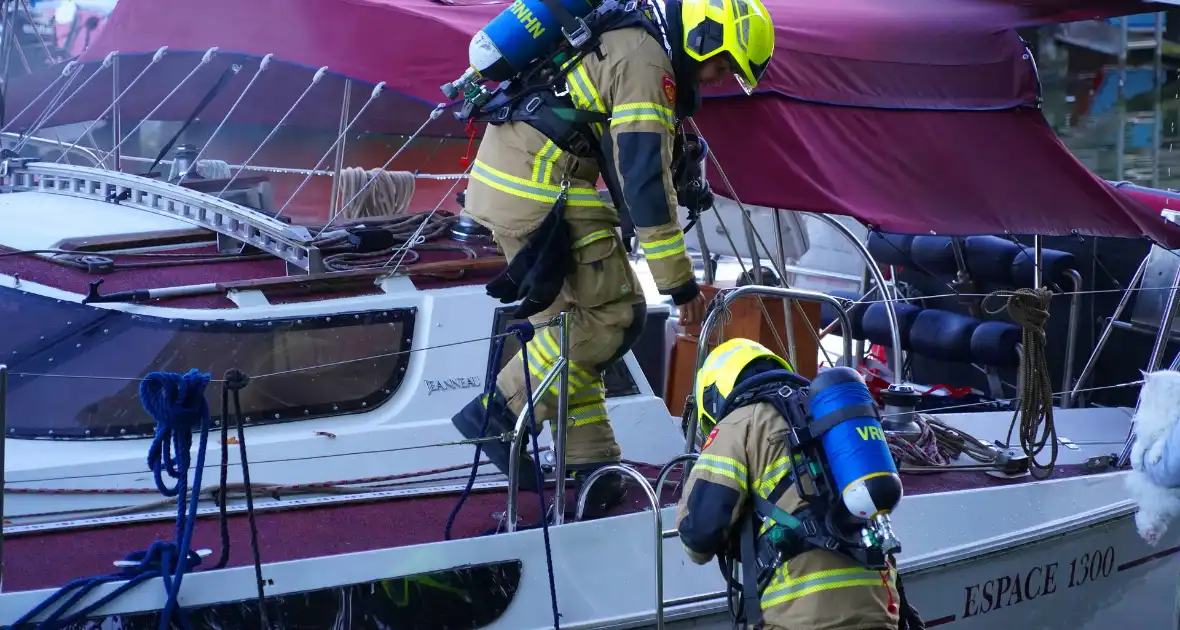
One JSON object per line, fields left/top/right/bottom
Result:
{"left": 654, "top": 0, "right": 702, "bottom": 118}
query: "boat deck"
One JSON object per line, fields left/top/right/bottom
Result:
{"left": 4, "top": 463, "right": 1103, "bottom": 594}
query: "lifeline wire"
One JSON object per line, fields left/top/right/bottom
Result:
{"left": 8, "top": 320, "right": 563, "bottom": 383}
{"left": 315, "top": 102, "right": 450, "bottom": 238}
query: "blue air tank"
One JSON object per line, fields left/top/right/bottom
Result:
{"left": 467, "top": 0, "right": 600, "bottom": 82}
{"left": 807, "top": 367, "right": 903, "bottom": 520}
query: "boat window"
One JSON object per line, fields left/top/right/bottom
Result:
{"left": 0, "top": 286, "right": 415, "bottom": 439}
{"left": 489, "top": 307, "right": 640, "bottom": 399}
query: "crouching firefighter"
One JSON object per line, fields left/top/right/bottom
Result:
{"left": 676, "top": 339, "right": 925, "bottom": 630}
{"left": 450, "top": 0, "right": 776, "bottom": 519}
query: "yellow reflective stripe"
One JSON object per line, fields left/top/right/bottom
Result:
{"left": 569, "top": 382, "right": 606, "bottom": 405}
{"left": 532, "top": 331, "right": 598, "bottom": 392}
{"left": 471, "top": 160, "right": 604, "bottom": 207}
{"left": 531, "top": 140, "right": 563, "bottom": 184}
{"left": 641, "top": 233, "right": 686, "bottom": 260}
{"left": 755, "top": 455, "right": 797, "bottom": 498}
{"left": 761, "top": 567, "right": 893, "bottom": 608}
{"left": 696, "top": 453, "right": 748, "bottom": 488}
{"left": 611, "top": 101, "right": 675, "bottom": 130}
{"left": 524, "top": 348, "right": 557, "bottom": 383}
{"left": 573, "top": 229, "right": 614, "bottom": 250}
{"left": 568, "top": 401, "right": 609, "bottom": 426}
{"left": 566, "top": 63, "right": 605, "bottom": 137}
{"left": 569, "top": 64, "right": 605, "bottom": 113}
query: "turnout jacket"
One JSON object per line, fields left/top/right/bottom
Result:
{"left": 676, "top": 401, "right": 901, "bottom": 630}
{"left": 464, "top": 26, "right": 700, "bottom": 305}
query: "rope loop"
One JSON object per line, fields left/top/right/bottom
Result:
{"left": 140, "top": 369, "right": 212, "bottom": 497}
{"left": 223, "top": 368, "right": 251, "bottom": 392}
{"left": 507, "top": 321, "right": 536, "bottom": 344}
{"left": 984, "top": 287, "right": 1058, "bottom": 478}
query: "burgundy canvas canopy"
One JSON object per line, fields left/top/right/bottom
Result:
{"left": 4, "top": 0, "right": 1178, "bottom": 244}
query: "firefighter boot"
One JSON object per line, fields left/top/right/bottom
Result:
{"left": 568, "top": 462, "right": 628, "bottom": 520}
{"left": 451, "top": 393, "right": 538, "bottom": 491}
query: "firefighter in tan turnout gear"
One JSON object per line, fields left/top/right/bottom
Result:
{"left": 451, "top": 0, "right": 777, "bottom": 517}
{"left": 677, "top": 339, "right": 925, "bottom": 630}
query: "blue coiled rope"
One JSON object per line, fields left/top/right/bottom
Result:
{"left": 444, "top": 323, "right": 561, "bottom": 629}
{"left": 12, "top": 369, "right": 212, "bottom": 630}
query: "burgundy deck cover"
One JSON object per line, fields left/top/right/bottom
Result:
{"left": 5, "top": 0, "right": 1178, "bottom": 244}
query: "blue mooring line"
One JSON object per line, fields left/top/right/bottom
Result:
{"left": 12, "top": 368, "right": 213, "bottom": 630}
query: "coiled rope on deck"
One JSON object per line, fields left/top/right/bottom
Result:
{"left": 887, "top": 413, "right": 999, "bottom": 468}
{"left": 308, "top": 211, "right": 464, "bottom": 272}
{"left": 337, "top": 167, "right": 417, "bottom": 221}
{"left": 985, "top": 287, "right": 1058, "bottom": 479}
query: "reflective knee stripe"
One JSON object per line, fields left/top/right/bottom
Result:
{"left": 523, "top": 350, "right": 588, "bottom": 399}
{"left": 611, "top": 101, "right": 675, "bottom": 131}
{"left": 695, "top": 453, "right": 749, "bottom": 488}
{"left": 472, "top": 160, "right": 604, "bottom": 207}
{"left": 568, "top": 382, "right": 606, "bottom": 405}
{"left": 572, "top": 229, "right": 615, "bottom": 250}
{"left": 761, "top": 566, "right": 894, "bottom": 608}
{"left": 531, "top": 328, "right": 600, "bottom": 390}
{"left": 531, "top": 140, "right": 563, "bottom": 184}
{"left": 641, "top": 233, "right": 687, "bottom": 260}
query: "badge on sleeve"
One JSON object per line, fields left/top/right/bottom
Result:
{"left": 662, "top": 74, "right": 677, "bottom": 105}
{"left": 702, "top": 425, "right": 720, "bottom": 450}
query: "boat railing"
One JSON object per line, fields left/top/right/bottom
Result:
{"left": 0, "top": 132, "right": 105, "bottom": 169}
{"left": 504, "top": 311, "right": 573, "bottom": 531}
{"left": 686, "top": 284, "right": 857, "bottom": 454}
{"left": 0, "top": 363, "right": 7, "bottom": 592}
{"left": 576, "top": 462, "right": 666, "bottom": 630}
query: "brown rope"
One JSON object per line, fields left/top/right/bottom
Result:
{"left": 985, "top": 287, "right": 1058, "bottom": 479}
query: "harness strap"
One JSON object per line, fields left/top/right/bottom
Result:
{"left": 538, "top": 0, "right": 589, "bottom": 42}
{"left": 808, "top": 403, "right": 880, "bottom": 438}
{"left": 739, "top": 511, "right": 765, "bottom": 629}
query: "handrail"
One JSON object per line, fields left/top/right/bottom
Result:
{"left": 1, "top": 363, "right": 6, "bottom": 593}
{"left": 575, "top": 463, "right": 665, "bottom": 630}
{"left": 655, "top": 453, "right": 699, "bottom": 501}
{"left": 804, "top": 212, "right": 902, "bottom": 379}
{"left": 551, "top": 313, "right": 572, "bottom": 525}
{"left": 504, "top": 358, "right": 569, "bottom": 533}
{"left": 0, "top": 132, "right": 106, "bottom": 169}
{"left": 687, "top": 285, "right": 855, "bottom": 454}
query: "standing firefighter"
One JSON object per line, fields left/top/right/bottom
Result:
{"left": 677, "top": 339, "right": 924, "bottom": 630}
{"left": 451, "top": 0, "right": 777, "bottom": 517}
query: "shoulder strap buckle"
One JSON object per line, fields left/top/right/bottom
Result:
{"left": 563, "top": 17, "right": 592, "bottom": 47}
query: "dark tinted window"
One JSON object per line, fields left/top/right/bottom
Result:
{"left": 488, "top": 307, "right": 640, "bottom": 399}
{"left": 1, "top": 286, "right": 414, "bottom": 439}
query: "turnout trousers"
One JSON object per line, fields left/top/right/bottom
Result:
{"left": 452, "top": 216, "right": 647, "bottom": 500}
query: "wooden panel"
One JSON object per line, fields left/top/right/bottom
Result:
{"left": 664, "top": 284, "right": 822, "bottom": 418}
